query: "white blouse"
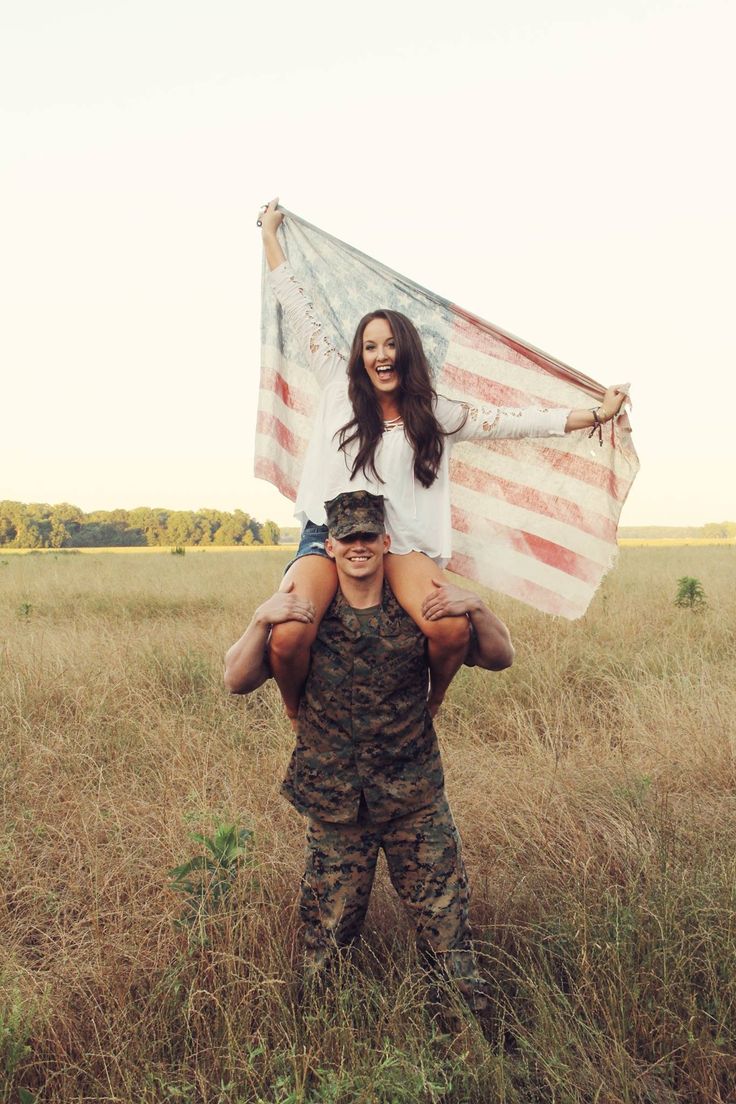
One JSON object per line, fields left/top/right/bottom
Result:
{"left": 269, "top": 262, "right": 570, "bottom": 566}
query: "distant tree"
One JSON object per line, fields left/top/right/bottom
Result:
{"left": 703, "top": 522, "right": 728, "bottom": 539}
{"left": 87, "top": 508, "right": 130, "bottom": 527}
{"left": 48, "top": 503, "right": 84, "bottom": 547}
{"left": 129, "top": 508, "right": 169, "bottom": 546}
{"left": 0, "top": 502, "right": 19, "bottom": 545}
{"left": 261, "top": 519, "right": 280, "bottom": 545}
{"left": 14, "top": 520, "right": 45, "bottom": 548}
{"left": 198, "top": 509, "right": 224, "bottom": 545}
{"left": 49, "top": 519, "right": 68, "bottom": 548}
{"left": 165, "top": 511, "right": 199, "bottom": 546}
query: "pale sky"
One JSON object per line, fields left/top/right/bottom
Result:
{"left": 2, "top": 0, "right": 734, "bottom": 526}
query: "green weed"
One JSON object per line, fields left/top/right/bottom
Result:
{"left": 169, "top": 821, "right": 255, "bottom": 934}
{"left": 675, "top": 575, "right": 707, "bottom": 610}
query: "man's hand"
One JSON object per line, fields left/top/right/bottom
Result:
{"left": 422, "top": 577, "right": 514, "bottom": 672}
{"left": 254, "top": 581, "right": 315, "bottom": 627}
{"left": 224, "top": 583, "right": 314, "bottom": 695}
{"left": 422, "top": 579, "right": 481, "bottom": 621}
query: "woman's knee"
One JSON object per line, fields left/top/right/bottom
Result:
{"left": 269, "top": 618, "right": 318, "bottom": 662}
{"left": 423, "top": 615, "right": 471, "bottom": 651}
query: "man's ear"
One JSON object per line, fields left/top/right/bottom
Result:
{"left": 325, "top": 537, "right": 336, "bottom": 560}
{"left": 382, "top": 534, "right": 391, "bottom": 554}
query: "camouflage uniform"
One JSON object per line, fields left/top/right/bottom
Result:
{"left": 282, "top": 578, "right": 487, "bottom": 1010}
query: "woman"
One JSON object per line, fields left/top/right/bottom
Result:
{"left": 258, "top": 199, "right": 627, "bottom": 719}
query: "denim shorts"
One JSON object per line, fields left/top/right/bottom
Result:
{"left": 283, "top": 520, "right": 330, "bottom": 574}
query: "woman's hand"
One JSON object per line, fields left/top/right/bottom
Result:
{"left": 598, "top": 384, "right": 629, "bottom": 422}
{"left": 564, "top": 383, "right": 630, "bottom": 433}
{"left": 258, "top": 197, "right": 286, "bottom": 270}
{"left": 258, "top": 197, "right": 283, "bottom": 237}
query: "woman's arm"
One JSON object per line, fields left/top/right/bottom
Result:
{"left": 258, "top": 198, "right": 346, "bottom": 384}
{"left": 259, "top": 198, "right": 286, "bottom": 270}
{"left": 563, "top": 385, "right": 628, "bottom": 432}
{"left": 437, "top": 383, "right": 628, "bottom": 442}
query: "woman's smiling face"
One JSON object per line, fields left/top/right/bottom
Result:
{"left": 362, "top": 317, "right": 399, "bottom": 395}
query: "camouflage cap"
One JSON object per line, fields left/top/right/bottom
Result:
{"left": 324, "top": 490, "right": 386, "bottom": 540}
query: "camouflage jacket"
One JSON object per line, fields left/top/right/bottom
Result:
{"left": 281, "top": 581, "right": 445, "bottom": 823}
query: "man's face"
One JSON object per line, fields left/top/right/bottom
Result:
{"left": 325, "top": 530, "right": 390, "bottom": 580}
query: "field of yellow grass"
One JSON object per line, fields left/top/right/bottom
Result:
{"left": 1, "top": 546, "right": 735, "bottom": 1103}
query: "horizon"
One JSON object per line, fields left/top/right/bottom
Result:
{"left": 2, "top": 496, "right": 734, "bottom": 533}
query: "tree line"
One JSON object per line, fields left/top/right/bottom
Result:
{"left": 0, "top": 501, "right": 281, "bottom": 549}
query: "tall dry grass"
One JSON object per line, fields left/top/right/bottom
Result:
{"left": 1, "top": 546, "right": 735, "bottom": 1103}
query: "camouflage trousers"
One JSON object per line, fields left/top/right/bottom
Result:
{"left": 300, "top": 791, "right": 488, "bottom": 1011}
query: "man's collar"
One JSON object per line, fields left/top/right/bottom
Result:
{"left": 333, "top": 579, "right": 403, "bottom": 637}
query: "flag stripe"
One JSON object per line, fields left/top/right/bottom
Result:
{"left": 449, "top": 458, "right": 618, "bottom": 544}
{"left": 487, "top": 439, "right": 628, "bottom": 501}
{"left": 451, "top": 504, "right": 605, "bottom": 586}
{"left": 256, "top": 410, "right": 306, "bottom": 459}
{"left": 260, "top": 365, "right": 315, "bottom": 419}
{"left": 441, "top": 359, "right": 568, "bottom": 411}
{"left": 448, "top": 548, "right": 584, "bottom": 619}
{"left": 452, "top": 525, "right": 601, "bottom": 604}
{"left": 254, "top": 454, "right": 298, "bottom": 503}
{"left": 451, "top": 307, "right": 602, "bottom": 395}
{"left": 450, "top": 482, "right": 615, "bottom": 575}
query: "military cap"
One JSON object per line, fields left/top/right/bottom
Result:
{"left": 324, "top": 490, "right": 385, "bottom": 540}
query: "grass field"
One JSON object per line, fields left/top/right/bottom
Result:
{"left": 1, "top": 546, "right": 735, "bottom": 1103}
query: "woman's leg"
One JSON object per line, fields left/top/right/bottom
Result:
{"left": 384, "top": 552, "right": 470, "bottom": 716}
{"left": 269, "top": 554, "right": 338, "bottom": 720}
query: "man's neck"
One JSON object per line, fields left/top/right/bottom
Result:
{"left": 335, "top": 567, "right": 385, "bottom": 609}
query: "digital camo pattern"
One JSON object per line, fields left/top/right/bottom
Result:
{"left": 324, "top": 489, "right": 385, "bottom": 540}
{"left": 281, "top": 581, "right": 445, "bottom": 824}
{"left": 301, "top": 792, "right": 488, "bottom": 1011}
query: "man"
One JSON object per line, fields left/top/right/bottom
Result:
{"left": 224, "top": 490, "right": 513, "bottom": 1009}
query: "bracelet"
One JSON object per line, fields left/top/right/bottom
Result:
{"left": 588, "top": 407, "right": 603, "bottom": 447}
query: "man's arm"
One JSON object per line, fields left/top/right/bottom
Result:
{"left": 224, "top": 584, "right": 315, "bottom": 694}
{"left": 421, "top": 580, "right": 514, "bottom": 671}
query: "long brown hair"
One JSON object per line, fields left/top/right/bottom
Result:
{"left": 336, "top": 310, "right": 450, "bottom": 489}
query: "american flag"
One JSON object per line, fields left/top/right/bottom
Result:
{"left": 256, "top": 210, "right": 639, "bottom": 619}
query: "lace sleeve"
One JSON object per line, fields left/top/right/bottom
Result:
{"left": 435, "top": 395, "right": 569, "bottom": 441}
{"left": 268, "top": 262, "right": 346, "bottom": 386}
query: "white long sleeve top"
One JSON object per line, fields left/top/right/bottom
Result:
{"left": 269, "top": 262, "right": 570, "bottom": 566}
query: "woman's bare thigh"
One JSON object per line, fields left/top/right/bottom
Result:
{"left": 280, "top": 554, "right": 338, "bottom": 621}
{"left": 384, "top": 552, "right": 468, "bottom": 646}
{"left": 383, "top": 551, "right": 443, "bottom": 622}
